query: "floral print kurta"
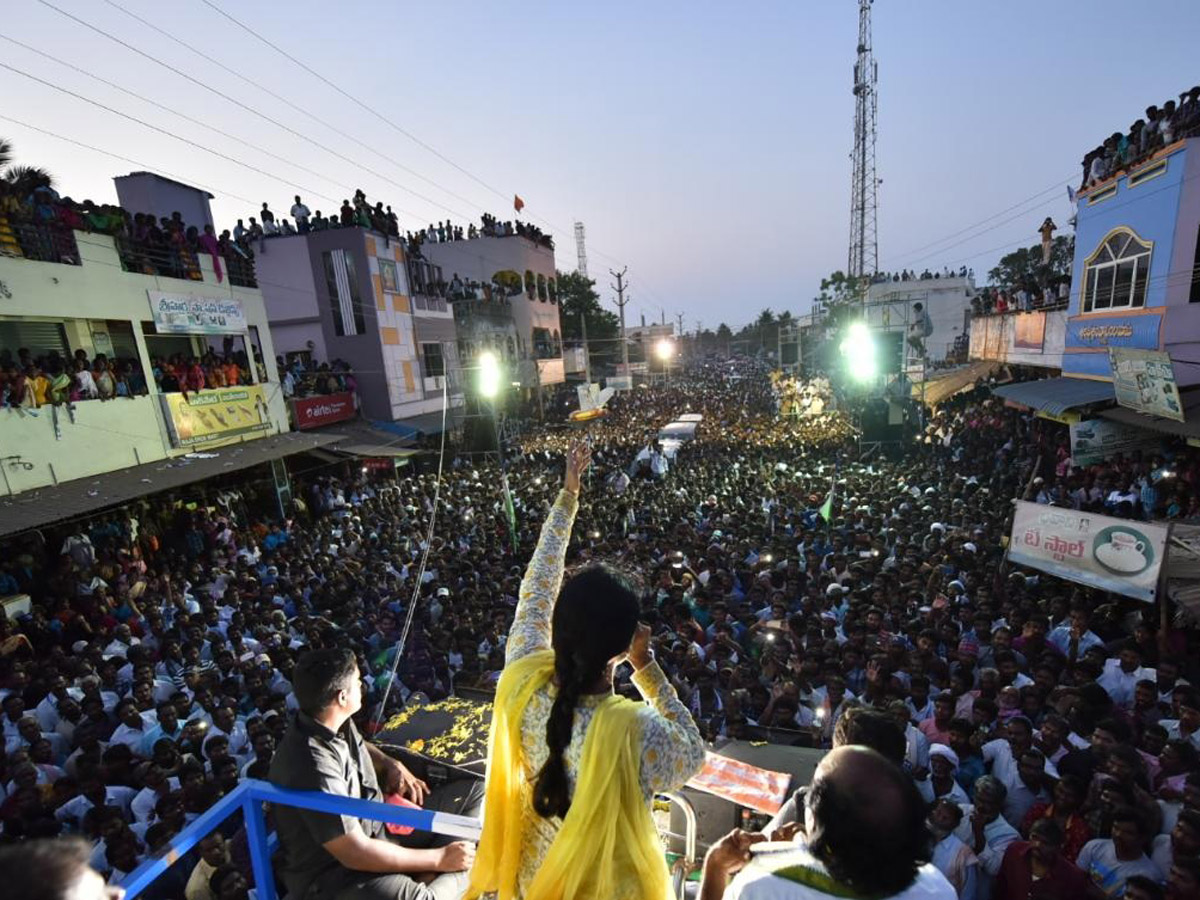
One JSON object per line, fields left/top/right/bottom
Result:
{"left": 506, "top": 489, "right": 706, "bottom": 899}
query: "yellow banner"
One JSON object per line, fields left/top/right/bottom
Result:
{"left": 1035, "top": 409, "right": 1081, "bottom": 426}
{"left": 160, "top": 386, "right": 272, "bottom": 448}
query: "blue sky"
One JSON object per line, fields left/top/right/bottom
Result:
{"left": 4, "top": 0, "right": 1200, "bottom": 330}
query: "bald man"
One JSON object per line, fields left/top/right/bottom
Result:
{"left": 702, "top": 745, "right": 956, "bottom": 900}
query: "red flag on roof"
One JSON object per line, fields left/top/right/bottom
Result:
{"left": 513, "top": 194, "right": 525, "bottom": 213}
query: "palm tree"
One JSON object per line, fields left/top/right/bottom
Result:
{"left": 0, "top": 137, "right": 53, "bottom": 195}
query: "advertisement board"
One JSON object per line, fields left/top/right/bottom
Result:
{"left": 1109, "top": 348, "right": 1185, "bottom": 422}
{"left": 293, "top": 392, "right": 356, "bottom": 430}
{"left": 1066, "top": 313, "right": 1161, "bottom": 350}
{"left": 1013, "top": 312, "right": 1046, "bottom": 351}
{"left": 1069, "top": 418, "right": 1160, "bottom": 466}
{"left": 160, "top": 385, "right": 271, "bottom": 448}
{"left": 1008, "top": 501, "right": 1169, "bottom": 602}
{"left": 149, "top": 292, "right": 248, "bottom": 335}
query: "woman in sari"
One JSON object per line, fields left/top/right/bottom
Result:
{"left": 467, "top": 443, "right": 706, "bottom": 900}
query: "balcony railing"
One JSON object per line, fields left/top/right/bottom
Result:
{"left": 2, "top": 220, "right": 81, "bottom": 265}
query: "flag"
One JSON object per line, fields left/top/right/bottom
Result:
{"left": 513, "top": 194, "right": 525, "bottom": 214}
{"left": 501, "top": 473, "right": 518, "bottom": 551}
{"left": 818, "top": 493, "right": 833, "bottom": 522}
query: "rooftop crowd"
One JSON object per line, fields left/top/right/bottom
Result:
{"left": 0, "top": 175, "right": 258, "bottom": 288}
{"left": 1, "top": 346, "right": 148, "bottom": 410}
{"left": 0, "top": 360, "right": 1198, "bottom": 899}
{"left": 1083, "top": 85, "right": 1200, "bottom": 189}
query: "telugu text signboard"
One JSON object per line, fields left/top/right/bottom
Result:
{"left": 149, "top": 291, "right": 248, "bottom": 335}
{"left": 1109, "top": 348, "right": 1185, "bottom": 422}
{"left": 293, "top": 392, "right": 356, "bottom": 430}
{"left": 1069, "top": 418, "right": 1160, "bottom": 466}
{"left": 160, "top": 386, "right": 272, "bottom": 448}
{"left": 1008, "top": 501, "right": 1168, "bottom": 602}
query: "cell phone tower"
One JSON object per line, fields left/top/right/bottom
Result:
{"left": 847, "top": 0, "right": 879, "bottom": 281}
{"left": 574, "top": 221, "right": 589, "bottom": 279}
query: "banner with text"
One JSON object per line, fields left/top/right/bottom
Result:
{"left": 149, "top": 291, "right": 247, "bottom": 335}
{"left": 1070, "top": 418, "right": 1160, "bottom": 466}
{"left": 1008, "top": 501, "right": 1168, "bottom": 602}
{"left": 160, "top": 386, "right": 271, "bottom": 448}
{"left": 293, "top": 392, "right": 356, "bottom": 430}
{"left": 1109, "top": 348, "right": 1185, "bottom": 422}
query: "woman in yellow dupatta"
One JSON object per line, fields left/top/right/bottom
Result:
{"left": 467, "top": 443, "right": 706, "bottom": 900}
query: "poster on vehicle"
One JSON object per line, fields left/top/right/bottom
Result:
{"left": 1069, "top": 418, "right": 1160, "bottom": 466}
{"left": 1008, "top": 501, "right": 1169, "bottom": 602}
{"left": 160, "top": 385, "right": 272, "bottom": 448}
{"left": 1109, "top": 348, "right": 1185, "bottom": 422}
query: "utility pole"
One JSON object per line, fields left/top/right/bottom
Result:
{"left": 610, "top": 267, "right": 630, "bottom": 377}
{"left": 675, "top": 311, "right": 685, "bottom": 360}
{"left": 573, "top": 221, "right": 593, "bottom": 383}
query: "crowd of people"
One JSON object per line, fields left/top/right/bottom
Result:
{"left": 0, "top": 175, "right": 258, "bottom": 288}
{"left": 971, "top": 280, "right": 1072, "bottom": 317}
{"left": 149, "top": 350, "right": 268, "bottom": 398}
{"left": 1082, "top": 86, "right": 1200, "bottom": 189}
{"left": 873, "top": 267, "right": 976, "bottom": 284}
{"left": 1, "top": 347, "right": 148, "bottom": 410}
{"left": 0, "top": 360, "right": 1198, "bottom": 899}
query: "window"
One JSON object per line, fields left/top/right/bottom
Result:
{"left": 422, "top": 342, "right": 445, "bottom": 377}
{"left": 323, "top": 250, "right": 365, "bottom": 336}
{"left": 379, "top": 258, "right": 400, "bottom": 293}
{"left": 1081, "top": 228, "right": 1152, "bottom": 312}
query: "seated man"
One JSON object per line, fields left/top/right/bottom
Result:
{"left": 270, "top": 648, "right": 480, "bottom": 900}
{"left": 701, "top": 745, "right": 955, "bottom": 899}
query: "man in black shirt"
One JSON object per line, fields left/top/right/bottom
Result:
{"left": 270, "top": 648, "right": 477, "bottom": 900}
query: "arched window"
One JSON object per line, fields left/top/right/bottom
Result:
{"left": 1082, "top": 227, "right": 1152, "bottom": 312}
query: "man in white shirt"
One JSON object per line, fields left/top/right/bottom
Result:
{"left": 702, "top": 745, "right": 955, "bottom": 900}
{"left": 290, "top": 196, "right": 311, "bottom": 234}
{"left": 952, "top": 776, "right": 1020, "bottom": 900}
{"left": 1161, "top": 686, "right": 1200, "bottom": 750}
{"left": 108, "top": 699, "right": 148, "bottom": 753}
{"left": 927, "top": 799, "right": 980, "bottom": 900}
{"left": 1098, "top": 643, "right": 1156, "bottom": 710}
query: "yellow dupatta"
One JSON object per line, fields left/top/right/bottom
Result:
{"left": 465, "top": 649, "right": 670, "bottom": 900}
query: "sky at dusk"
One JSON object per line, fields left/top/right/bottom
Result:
{"left": 4, "top": 0, "right": 1200, "bottom": 331}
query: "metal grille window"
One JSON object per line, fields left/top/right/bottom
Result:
{"left": 323, "top": 250, "right": 365, "bottom": 336}
{"left": 421, "top": 342, "right": 445, "bottom": 377}
{"left": 1082, "top": 228, "right": 1152, "bottom": 312}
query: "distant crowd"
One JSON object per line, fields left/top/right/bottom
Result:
{"left": 1083, "top": 85, "right": 1200, "bottom": 188}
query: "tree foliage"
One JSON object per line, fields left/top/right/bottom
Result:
{"left": 987, "top": 235, "right": 1074, "bottom": 287}
{"left": 556, "top": 271, "right": 621, "bottom": 370}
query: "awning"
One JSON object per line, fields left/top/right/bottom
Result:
{"left": 991, "top": 377, "right": 1115, "bottom": 415}
{"left": 317, "top": 423, "right": 426, "bottom": 459}
{"left": 0, "top": 432, "right": 343, "bottom": 538}
{"left": 371, "top": 407, "right": 465, "bottom": 439}
{"left": 914, "top": 361, "right": 1000, "bottom": 406}
{"left": 1098, "top": 388, "right": 1200, "bottom": 440}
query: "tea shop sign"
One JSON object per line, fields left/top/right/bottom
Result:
{"left": 1008, "top": 501, "right": 1169, "bottom": 602}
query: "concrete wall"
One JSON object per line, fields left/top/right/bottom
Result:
{"left": 967, "top": 309, "right": 1067, "bottom": 369}
{"left": 0, "top": 231, "right": 288, "bottom": 495}
{"left": 113, "top": 173, "right": 215, "bottom": 232}
{"left": 866, "top": 276, "right": 974, "bottom": 363}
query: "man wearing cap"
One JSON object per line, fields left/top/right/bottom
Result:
{"left": 919, "top": 744, "right": 970, "bottom": 807}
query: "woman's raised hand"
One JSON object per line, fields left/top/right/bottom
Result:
{"left": 564, "top": 441, "right": 592, "bottom": 496}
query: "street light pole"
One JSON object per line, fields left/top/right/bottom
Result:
{"left": 478, "top": 351, "right": 518, "bottom": 551}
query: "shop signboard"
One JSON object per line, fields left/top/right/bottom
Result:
{"left": 1008, "top": 501, "right": 1169, "bottom": 602}
{"left": 1066, "top": 313, "right": 1161, "bottom": 350}
{"left": 293, "top": 392, "right": 356, "bottom": 430}
{"left": 1069, "top": 418, "right": 1159, "bottom": 466}
{"left": 160, "top": 385, "right": 271, "bottom": 448}
{"left": 1109, "top": 348, "right": 1185, "bottom": 422}
{"left": 149, "top": 291, "right": 247, "bottom": 335}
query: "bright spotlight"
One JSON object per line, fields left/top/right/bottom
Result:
{"left": 839, "top": 322, "right": 877, "bottom": 382}
{"left": 478, "top": 351, "right": 502, "bottom": 399}
{"left": 654, "top": 338, "right": 675, "bottom": 361}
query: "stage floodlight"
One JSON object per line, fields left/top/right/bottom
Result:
{"left": 839, "top": 322, "right": 877, "bottom": 382}
{"left": 478, "top": 351, "right": 502, "bottom": 399}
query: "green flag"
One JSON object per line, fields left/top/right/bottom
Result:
{"left": 818, "top": 493, "right": 833, "bottom": 522}
{"left": 502, "top": 474, "right": 518, "bottom": 551}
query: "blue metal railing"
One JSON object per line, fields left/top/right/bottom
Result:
{"left": 119, "top": 779, "right": 698, "bottom": 900}
{"left": 118, "top": 779, "right": 482, "bottom": 900}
